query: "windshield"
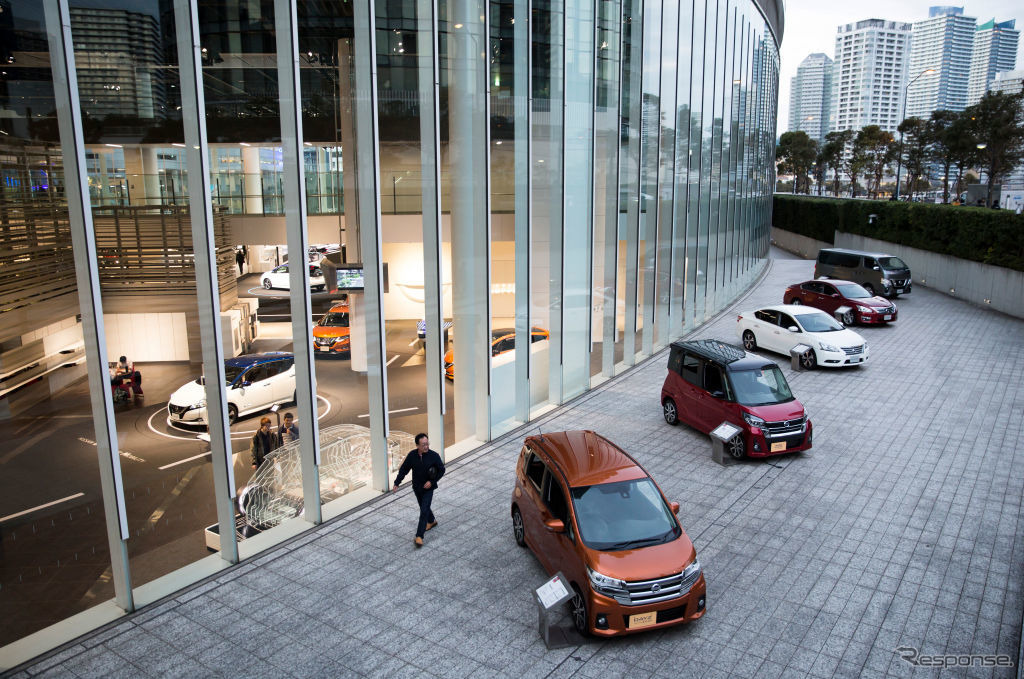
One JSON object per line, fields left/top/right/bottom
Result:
{"left": 878, "top": 256, "right": 907, "bottom": 270}
{"left": 728, "top": 366, "right": 795, "bottom": 406}
{"left": 318, "top": 312, "right": 349, "bottom": 328}
{"left": 196, "top": 364, "right": 247, "bottom": 386}
{"left": 796, "top": 313, "right": 844, "bottom": 332}
{"left": 835, "top": 283, "right": 872, "bottom": 299}
{"left": 571, "top": 478, "right": 680, "bottom": 551}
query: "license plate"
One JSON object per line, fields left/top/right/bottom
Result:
{"left": 883, "top": 314, "right": 892, "bottom": 320}
{"left": 319, "top": 345, "right": 329, "bottom": 351}
{"left": 628, "top": 612, "right": 657, "bottom": 629}
{"left": 770, "top": 441, "right": 786, "bottom": 452}
{"left": 896, "top": 289, "right": 903, "bottom": 294}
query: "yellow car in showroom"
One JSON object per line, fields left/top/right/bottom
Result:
{"left": 444, "top": 326, "right": 549, "bottom": 379}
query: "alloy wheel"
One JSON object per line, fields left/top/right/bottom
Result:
{"left": 728, "top": 434, "right": 745, "bottom": 459}
{"left": 512, "top": 508, "right": 526, "bottom": 547}
{"left": 800, "top": 349, "right": 817, "bottom": 370}
{"left": 742, "top": 330, "right": 757, "bottom": 351}
{"left": 663, "top": 399, "right": 679, "bottom": 425}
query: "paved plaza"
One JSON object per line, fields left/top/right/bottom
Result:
{"left": 8, "top": 250, "right": 1024, "bottom": 679}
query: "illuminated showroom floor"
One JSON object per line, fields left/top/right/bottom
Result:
{"left": 8, "top": 248, "right": 1023, "bottom": 678}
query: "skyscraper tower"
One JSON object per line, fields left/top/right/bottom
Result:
{"left": 967, "top": 19, "right": 1020, "bottom": 106}
{"left": 831, "top": 18, "right": 913, "bottom": 134}
{"left": 906, "top": 6, "right": 976, "bottom": 119}
{"left": 788, "top": 53, "right": 833, "bottom": 141}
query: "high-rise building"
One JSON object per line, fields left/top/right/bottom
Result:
{"left": 906, "top": 6, "right": 976, "bottom": 119}
{"left": 788, "top": 53, "right": 833, "bottom": 140}
{"left": 988, "top": 70, "right": 1024, "bottom": 186}
{"left": 967, "top": 19, "right": 1020, "bottom": 106}
{"left": 831, "top": 18, "right": 913, "bottom": 133}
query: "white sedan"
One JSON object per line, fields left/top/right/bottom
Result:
{"left": 261, "top": 264, "right": 326, "bottom": 292}
{"left": 736, "top": 305, "right": 868, "bottom": 369}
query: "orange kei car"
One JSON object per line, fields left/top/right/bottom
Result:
{"left": 312, "top": 303, "right": 350, "bottom": 356}
{"left": 444, "top": 326, "right": 548, "bottom": 379}
{"left": 511, "top": 430, "right": 706, "bottom": 636}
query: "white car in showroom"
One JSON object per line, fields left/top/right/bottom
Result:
{"left": 167, "top": 352, "right": 296, "bottom": 425}
{"left": 261, "top": 264, "right": 326, "bottom": 292}
{"left": 736, "top": 305, "right": 868, "bottom": 370}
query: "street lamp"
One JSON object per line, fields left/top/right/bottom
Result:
{"left": 895, "top": 68, "right": 936, "bottom": 201}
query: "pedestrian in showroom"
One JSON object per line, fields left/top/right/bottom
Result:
{"left": 250, "top": 416, "right": 280, "bottom": 470}
{"left": 279, "top": 411, "right": 300, "bottom": 445}
{"left": 392, "top": 433, "right": 445, "bottom": 547}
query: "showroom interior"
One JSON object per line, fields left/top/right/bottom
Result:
{"left": 0, "top": 0, "right": 781, "bottom": 664}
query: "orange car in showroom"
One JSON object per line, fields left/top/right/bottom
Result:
{"left": 312, "top": 303, "right": 350, "bottom": 356}
{"left": 444, "top": 326, "right": 548, "bottom": 379}
{"left": 511, "top": 430, "right": 706, "bottom": 636}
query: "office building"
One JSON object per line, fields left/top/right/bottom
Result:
{"left": 832, "top": 18, "right": 913, "bottom": 133}
{"left": 906, "top": 6, "right": 976, "bottom": 119}
{"left": 788, "top": 52, "right": 833, "bottom": 140}
{"left": 967, "top": 18, "right": 1020, "bottom": 105}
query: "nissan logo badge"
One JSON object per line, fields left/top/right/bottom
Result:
{"left": 651, "top": 583, "right": 661, "bottom": 593}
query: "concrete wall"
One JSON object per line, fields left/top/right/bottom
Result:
{"left": 769, "top": 226, "right": 829, "bottom": 260}
{"left": 834, "top": 232, "right": 1024, "bottom": 320}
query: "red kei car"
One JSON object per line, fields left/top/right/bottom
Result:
{"left": 783, "top": 279, "right": 898, "bottom": 326}
{"left": 661, "top": 340, "right": 812, "bottom": 459}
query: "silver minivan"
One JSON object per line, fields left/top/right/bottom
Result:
{"left": 814, "top": 248, "right": 911, "bottom": 299}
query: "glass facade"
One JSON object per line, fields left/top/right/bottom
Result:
{"left": 0, "top": 0, "right": 780, "bottom": 660}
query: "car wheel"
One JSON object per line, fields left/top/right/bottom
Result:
{"left": 663, "top": 398, "right": 679, "bottom": 425}
{"left": 842, "top": 310, "right": 855, "bottom": 325}
{"left": 800, "top": 348, "right": 817, "bottom": 370}
{"left": 863, "top": 283, "right": 875, "bottom": 296}
{"left": 728, "top": 434, "right": 745, "bottom": 459}
{"left": 227, "top": 404, "right": 238, "bottom": 424}
{"left": 511, "top": 507, "right": 526, "bottom": 547}
{"left": 790, "top": 298, "right": 802, "bottom": 305}
{"left": 742, "top": 330, "right": 757, "bottom": 351}
{"left": 568, "top": 585, "right": 590, "bottom": 636}
{"left": 262, "top": 279, "right": 272, "bottom": 289}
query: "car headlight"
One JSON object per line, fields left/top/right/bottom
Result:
{"left": 857, "top": 306, "right": 873, "bottom": 313}
{"left": 818, "top": 341, "right": 839, "bottom": 352}
{"left": 742, "top": 412, "right": 765, "bottom": 428}
{"left": 587, "top": 567, "right": 627, "bottom": 596}
{"left": 682, "top": 557, "right": 702, "bottom": 582}
{"left": 880, "top": 278, "right": 891, "bottom": 286}
{"left": 196, "top": 399, "right": 206, "bottom": 409}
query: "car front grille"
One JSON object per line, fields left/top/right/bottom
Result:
{"left": 168, "top": 404, "right": 189, "bottom": 416}
{"left": 763, "top": 416, "right": 805, "bottom": 437}
{"left": 891, "top": 278, "right": 910, "bottom": 288}
{"left": 842, "top": 345, "right": 864, "bottom": 356}
{"left": 613, "top": 569, "right": 701, "bottom": 606}
{"left": 315, "top": 337, "right": 334, "bottom": 346}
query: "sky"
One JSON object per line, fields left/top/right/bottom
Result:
{"left": 776, "top": 0, "right": 1024, "bottom": 137}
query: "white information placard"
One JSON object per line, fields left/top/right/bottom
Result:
{"left": 711, "top": 422, "right": 742, "bottom": 442}
{"left": 536, "top": 574, "right": 571, "bottom": 609}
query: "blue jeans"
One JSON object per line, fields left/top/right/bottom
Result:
{"left": 413, "top": 487, "right": 435, "bottom": 538}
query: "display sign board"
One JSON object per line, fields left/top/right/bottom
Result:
{"left": 535, "top": 573, "right": 572, "bottom": 609}
{"left": 336, "top": 266, "right": 365, "bottom": 290}
{"left": 710, "top": 421, "right": 742, "bottom": 442}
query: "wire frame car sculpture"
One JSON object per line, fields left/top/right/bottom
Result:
{"left": 238, "top": 424, "right": 415, "bottom": 530}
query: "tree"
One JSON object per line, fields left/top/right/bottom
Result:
{"left": 924, "top": 110, "right": 959, "bottom": 203}
{"left": 897, "top": 117, "right": 928, "bottom": 200}
{"left": 776, "top": 131, "right": 818, "bottom": 194}
{"left": 821, "top": 130, "right": 850, "bottom": 197}
{"left": 853, "top": 125, "right": 897, "bottom": 198}
{"left": 966, "top": 90, "right": 1024, "bottom": 207}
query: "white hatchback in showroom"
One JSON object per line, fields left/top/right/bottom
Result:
{"left": 736, "top": 305, "right": 868, "bottom": 369}
{"left": 261, "top": 264, "right": 326, "bottom": 292}
{"left": 167, "top": 352, "right": 296, "bottom": 425}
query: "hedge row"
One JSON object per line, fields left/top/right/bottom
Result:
{"left": 772, "top": 195, "right": 1024, "bottom": 273}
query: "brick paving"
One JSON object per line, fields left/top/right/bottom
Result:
{"left": 8, "top": 249, "right": 1024, "bottom": 678}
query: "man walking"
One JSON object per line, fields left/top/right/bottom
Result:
{"left": 250, "top": 416, "right": 280, "bottom": 470}
{"left": 392, "top": 433, "right": 445, "bottom": 547}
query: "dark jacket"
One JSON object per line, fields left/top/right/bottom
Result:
{"left": 250, "top": 429, "right": 280, "bottom": 468}
{"left": 393, "top": 449, "right": 446, "bottom": 490}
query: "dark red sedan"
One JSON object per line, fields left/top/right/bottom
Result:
{"left": 783, "top": 279, "right": 898, "bottom": 325}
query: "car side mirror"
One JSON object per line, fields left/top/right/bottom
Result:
{"left": 241, "top": 380, "right": 252, "bottom": 387}
{"left": 831, "top": 293, "right": 840, "bottom": 298}
{"left": 543, "top": 518, "right": 565, "bottom": 533}
{"left": 670, "top": 502, "right": 680, "bottom": 515}
{"left": 710, "top": 390, "right": 725, "bottom": 399}
{"left": 872, "top": 266, "right": 880, "bottom": 271}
